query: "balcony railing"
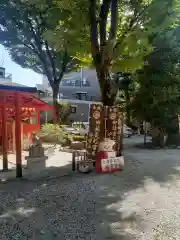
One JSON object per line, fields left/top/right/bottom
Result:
{"left": 60, "top": 79, "right": 91, "bottom": 87}
{"left": 5, "top": 73, "right": 12, "bottom": 79}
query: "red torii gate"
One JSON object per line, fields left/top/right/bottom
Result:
{"left": 0, "top": 90, "right": 53, "bottom": 178}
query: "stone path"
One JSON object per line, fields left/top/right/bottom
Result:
{"left": 0, "top": 145, "right": 73, "bottom": 180}
{"left": 0, "top": 137, "right": 180, "bottom": 239}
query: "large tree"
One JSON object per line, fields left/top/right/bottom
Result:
{"left": 132, "top": 27, "right": 180, "bottom": 146}
{"left": 114, "top": 72, "right": 133, "bottom": 125}
{"left": 49, "top": 0, "right": 179, "bottom": 106}
{"left": 0, "top": 0, "right": 76, "bottom": 118}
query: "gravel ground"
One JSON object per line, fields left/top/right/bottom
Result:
{"left": 0, "top": 136, "right": 180, "bottom": 239}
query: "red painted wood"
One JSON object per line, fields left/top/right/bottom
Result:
{"left": 2, "top": 105, "right": 8, "bottom": 170}
{"left": 15, "top": 92, "right": 22, "bottom": 178}
{"left": 23, "top": 123, "right": 40, "bottom": 138}
{"left": 96, "top": 151, "right": 107, "bottom": 173}
{"left": 37, "top": 111, "right": 40, "bottom": 125}
{"left": 0, "top": 90, "right": 53, "bottom": 110}
{"left": 53, "top": 111, "right": 57, "bottom": 124}
{"left": 0, "top": 89, "right": 53, "bottom": 177}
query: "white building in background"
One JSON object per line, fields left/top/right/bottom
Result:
{"left": 37, "top": 68, "right": 102, "bottom": 123}
{"left": 0, "top": 67, "right": 12, "bottom": 83}
{"left": 36, "top": 68, "right": 101, "bottom": 102}
{"left": 36, "top": 74, "right": 50, "bottom": 92}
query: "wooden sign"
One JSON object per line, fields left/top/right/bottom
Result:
{"left": 86, "top": 104, "right": 123, "bottom": 161}
{"left": 105, "top": 106, "right": 122, "bottom": 155}
{"left": 86, "top": 104, "right": 104, "bottom": 160}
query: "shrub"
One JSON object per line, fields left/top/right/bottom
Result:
{"left": 38, "top": 123, "right": 71, "bottom": 145}
{"left": 41, "top": 123, "right": 61, "bottom": 133}
{"left": 72, "top": 135, "right": 86, "bottom": 142}
{"left": 57, "top": 100, "right": 71, "bottom": 124}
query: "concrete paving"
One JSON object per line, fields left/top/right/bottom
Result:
{"left": 0, "top": 145, "right": 73, "bottom": 180}
{"left": 0, "top": 136, "right": 180, "bottom": 239}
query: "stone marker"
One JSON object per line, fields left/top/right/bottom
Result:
{"left": 25, "top": 133, "right": 48, "bottom": 172}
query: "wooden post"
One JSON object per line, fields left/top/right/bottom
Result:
{"left": 15, "top": 92, "right": 22, "bottom": 178}
{"left": 21, "top": 123, "right": 23, "bottom": 151}
{"left": 37, "top": 111, "right": 40, "bottom": 125}
{"left": 72, "top": 152, "right": 76, "bottom": 171}
{"left": 144, "top": 121, "right": 147, "bottom": 146}
{"left": 45, "top": 111, "right": 48, "bottom": 123}
{"left": 12, "top": 121, "right": 15, "bottom": 152}
{"left": 2, "top": 106, "right": 8, "bottom": 171}
{"left": 28, "top": 110, "right": 31, "bottom": 124}
{"left": 53, "top": 111, "right": 57, "bottom": 124}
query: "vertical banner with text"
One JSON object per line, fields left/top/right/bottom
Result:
{"left": 106, "top": 106, "right": 122, "bottom": 155}
{"left": 86, "top": 104, "right": 104, "bottom": 161}
{"left": 87, "top": 104, "right": 123, "bottom": 161}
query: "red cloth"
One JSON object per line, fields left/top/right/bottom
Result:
{"left": 96, "top": 151, "right": 107, "bottom": 173}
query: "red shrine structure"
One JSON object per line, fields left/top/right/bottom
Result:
{"left": 0, "top": 84, "right": 53, "bottom": 178}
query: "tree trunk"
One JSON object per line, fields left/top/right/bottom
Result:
{"left": 152, "top": 115, "right": 180, "bottom": 147}
{"left": 124, "top": 88, "right": 130, "bottom": 125}
{"left": 165, "top": 115, "right": 180, "bottom": 146}
{"left": 97, "top": 67, "right": 123, "bottom": 156}
{"left": 98, "top": 69, "right": 116, "bottom": 106}
{"left": 52, "top": 83, "right": 60, "bottom": 124}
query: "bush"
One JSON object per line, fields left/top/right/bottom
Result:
{"left": 38, "top": 123, "right": 71, "bottom": 145}
{"left": 41, "top": 123, "right": 61, "bottom": 133}
{"left": 72, "top": 135, "right": 86, "bottom": 142}
{"left": 57, "top": 100, "right": 71, "bottom": 124}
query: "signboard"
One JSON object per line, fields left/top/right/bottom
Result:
{"left": 101, "top": 156, "right": 124, "bottom": 173}
{"left": 86, "top": 104, "right": 104, "bottom": 160}
{"left": 87, "top": 104, "right": 123, "bottom": 162}
{"left": 106, "top": 106, "right": 122, "bottom": 155}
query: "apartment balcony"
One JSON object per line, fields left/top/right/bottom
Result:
{"left": 0, "top": 73, "right": 12, "bottom": 83}
{"left": 5, "top": 73, "right": 12, "bottom": 80}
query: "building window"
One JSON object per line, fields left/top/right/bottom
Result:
{"left": 82, "top": 78, "right": 91, "bottom": 87}
{"left": 59, "top": 93, "right": 64, "bottom": 98}
{"left": 71, "top": 80, "right": 76, "bottom": 86}
{"left": 75, "top": 80, "right": 81, "bottom": 86}
{"left": 71, "top": 106, "right": 76, "bottom": 113}
{"left": 75, "top": 92, "right": 87, "bottom": 101}
{"left": 39, "top": 92, "right": 46, "bottom": 98}
{"left": 61, "top": 79, "right": 76, "bottom": 86}
{"left": 60, "top": 79, "right": 91, "bottom": 87}
{"left": 0, "top": 71, "right": 4, "bottom": 77}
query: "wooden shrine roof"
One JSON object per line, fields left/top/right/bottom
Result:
{"left": 0, "top": 89, "right": 53, "bottom": 111}
{"left": 0, "top": 83, "right": 38, "bottom": 93}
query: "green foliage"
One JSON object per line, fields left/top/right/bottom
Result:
{"left": 57, "top": 100, "right": 72, "bottom": 124}
{"left": 49, "top": 0, "right": 179, "bottom": 69}
{"left": 38, "top": 123, "right": 71, "bottom": 145}
{"left": 46, "top": 0, "right": 179, "bottom": 105}
{"left": 0, "top": 0, "right": 76, "bottom": 97}
{"left": 132, "top": 27, "right": 180, "bottom": 133}
{"left": 71, "top": 135, "right": 85, "bottom": 142}
{"left": 43, "top": 98, "right": 72, "bottom": 124}
{"left": 39, "top": 124, "right": 65, "bottom": 142}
